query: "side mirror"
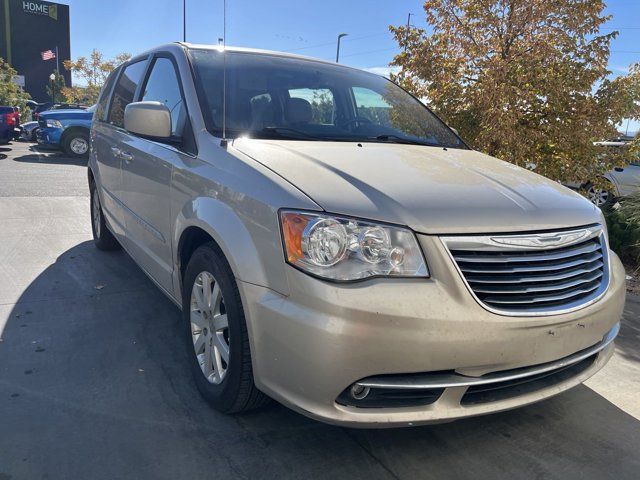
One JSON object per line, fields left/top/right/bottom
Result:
{"left": 124, "top": 101, "right": 171, "bottom": 139}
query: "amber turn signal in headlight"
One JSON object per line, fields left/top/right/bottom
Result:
{"left": 279, "top": 211, "right": 428, "bottom": 281}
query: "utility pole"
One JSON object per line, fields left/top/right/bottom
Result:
{"left": 336, "top": 33, "right": 348, "bottom": 63}
{"left": 405, "top": 13, "right": 413, "bottom": 51}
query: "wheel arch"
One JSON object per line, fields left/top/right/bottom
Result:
{"left": 173, "top": 196, "right": 290, "bottom": 301}
{"left": 61, "top": 125, "right": 90, "bottom": 146}
{"left": 600, "top": 173, "right": 622, "bottom": 196}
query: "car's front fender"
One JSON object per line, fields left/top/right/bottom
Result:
{"left": 172, "top": 195, "right": 290, "bottom": 302}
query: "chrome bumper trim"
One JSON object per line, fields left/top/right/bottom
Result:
{"left": 357, "top": 322, "right": 619, "bottom": 390}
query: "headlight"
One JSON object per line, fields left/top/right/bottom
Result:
{"left": 45, "top": 119, "right": 63, "bottom": 128}
{"left": 280, "top": 210, "right": 428, "bottom": 281}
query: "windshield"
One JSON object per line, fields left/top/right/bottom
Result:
{"left": 189, "top": 49, "right": 465, "bottom": 148}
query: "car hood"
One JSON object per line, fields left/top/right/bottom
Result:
{"left": 232, "top": 139, "right": 601, "bottom": 234}
{"left": 40, "top": 109, "right": 92, "bottom": 119}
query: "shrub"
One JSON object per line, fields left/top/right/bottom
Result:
{"left": 605, "top": 193, "right": 640, "bottom": 271}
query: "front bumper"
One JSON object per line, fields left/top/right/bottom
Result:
{"left": 36, "top": 127, "right": 62, "bottom": 147}
{"left": 239, "top": 235, "right": 626, "bottom": 427}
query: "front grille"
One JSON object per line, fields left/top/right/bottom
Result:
{"left": 443, "top": 226, "right": 609, "bottom": 315}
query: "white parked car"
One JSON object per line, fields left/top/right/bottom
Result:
{"left": 585, "top": 140, "right": 640, "bottom": 207}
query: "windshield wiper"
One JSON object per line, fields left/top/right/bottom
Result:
{"left": 372, "top": 135, "right": 440, "bottom": 147}
{"left": 256, "top": 127, "right": 321, "bottom": 140}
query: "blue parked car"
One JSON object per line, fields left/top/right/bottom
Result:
{"left": 37, "top": 105, "right": 95, "bottom": 157}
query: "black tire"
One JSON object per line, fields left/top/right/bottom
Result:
{"left": 90, "top": 180, "right": 121, "bottom": 251}
{"left": 31, "top": 128, "right": 38, "bottom": 142}
{"left": 63, "top": 130, "right": 90, "bottom": 158}
{"left": 182, "top": 242, "right": 270, "bottom": 413}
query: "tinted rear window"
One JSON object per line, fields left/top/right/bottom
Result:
{"left": 95, "top": 68, "right": 120, "bottom": 122}
{"left": 108, "top": 60, "right": 147, "bottom": 128}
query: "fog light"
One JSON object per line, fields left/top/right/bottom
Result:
{"left": 350, "top": 384, "right": 370, "bottom": 400}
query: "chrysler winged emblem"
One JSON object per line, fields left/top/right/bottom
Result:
{"left": 490, "top": 229, "right": 591, "bottom": 248}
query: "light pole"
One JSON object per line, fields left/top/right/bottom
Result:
{"left": 49, "top": 73, "right": 56, "bottom": 103}
{"left": 183, "top": 0, "right": 186, "bottom": 41}
{"left": 336, "top": 33, "right": 348, "bottom": 63}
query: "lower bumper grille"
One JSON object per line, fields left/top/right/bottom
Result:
{"left": 336, "top": 386, "right": 443, "bottom": 408}
{"left": 442, "top": 225, "right": 610, "bottom": 315}
{"left": 461, "top": 354, "right": 596, "bottom": 405}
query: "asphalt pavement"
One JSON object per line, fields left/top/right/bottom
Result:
{"left": 0, "top": 140, "right": 639, "bottom": 479}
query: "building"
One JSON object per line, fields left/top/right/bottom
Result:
{"left": 0, "top": 0, "right": 71, "bottom": 102}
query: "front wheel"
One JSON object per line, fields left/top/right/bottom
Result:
{"left": 64, "top": 131, "right": 90, "bottom": 158}
{"left": 182, "top": 243, "right": 270, "bottom": 413}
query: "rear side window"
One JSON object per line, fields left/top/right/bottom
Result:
{"left": 141, "top": 57, "right": 186, "bottom": 136}
{"left": 108, "top": 60, "right": 147, "bottom": 128}
{"left": 95, "top": 68, "right": 120, "bottom": 122}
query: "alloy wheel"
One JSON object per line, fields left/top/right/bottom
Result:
{"left": 587, "top": 186, "right": 610, "bottom": 207}
{"left": 70, "top": 137, "right": 89, "bottom": 155}
{"left": 190, "top": 271, "right": 230, "bottom": 384}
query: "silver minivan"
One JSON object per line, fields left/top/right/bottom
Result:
{"left": 89, "top": 43, "right": 625, "bottom": 427}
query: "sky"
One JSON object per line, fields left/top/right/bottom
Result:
{"left": 56, "top": 0, "right": 640, "bottom": 133}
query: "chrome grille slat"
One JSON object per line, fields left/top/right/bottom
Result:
{"left": 465, "top": 262, "right": 604, "bottom": 284}
{"left": 453, "top": 241, "right": 600, "bottom": 263}
{"left": 471, "top": 271, "right": 603, "bottom": 294}
{"left": 483, "top": 281, "right": 601, "bottom": 305}
{"left": 442, "top": 226, "right": 610, "bottom": 315}
{"left": 457, "top": 252, "right": 602, "bottom": 274}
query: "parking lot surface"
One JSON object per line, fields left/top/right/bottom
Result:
{"left": 1, "top": 141, "right": 639, "bottom": 479}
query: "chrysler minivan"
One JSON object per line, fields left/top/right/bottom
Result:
{"left": 88, "top": 43, "right": 625, "bottom": 427}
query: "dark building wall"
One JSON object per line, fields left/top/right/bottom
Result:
{"left": 0, "top": 0, "right": 71, "bottom": 102}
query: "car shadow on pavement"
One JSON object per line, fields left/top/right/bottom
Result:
{"left": 10, "top": 145, "right": 87, "bottom": 166}
{"left": 615, "top": 295, "right": 640, "bottom": 364}
{"left": 1, "top": 241, "right": 639, "bottom": 480}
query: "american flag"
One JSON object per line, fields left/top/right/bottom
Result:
{"left": 41, "top": 50, "right": 56, "bottom": 61}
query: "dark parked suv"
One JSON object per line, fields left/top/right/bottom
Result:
{"left": 0, "top": 106, "right": 20, "bottom": 144}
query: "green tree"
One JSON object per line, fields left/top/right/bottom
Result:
{"left": 63, "top": 49, "right": 131, "bottom": 104}
{"left": 46, "top": 70, "right": 66, "bottom": 103}
{"left": 0, "top": 57, "right": 30, "bottom": 112}
{"left": 310, "top": 90, "right": 335, "bottom": 124}
{"left": 390, "top": 0, "right": 640, "bottom": 184}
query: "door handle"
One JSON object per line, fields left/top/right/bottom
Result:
{"left": 110, "top": 146, "right": 133, "bottom": 163}
{"left": 120, "top": 151, "right": 134, "bottom": 163}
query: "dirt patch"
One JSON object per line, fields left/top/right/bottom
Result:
{"left": 625, "top": 266, "right": 640, "bottom": 295}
